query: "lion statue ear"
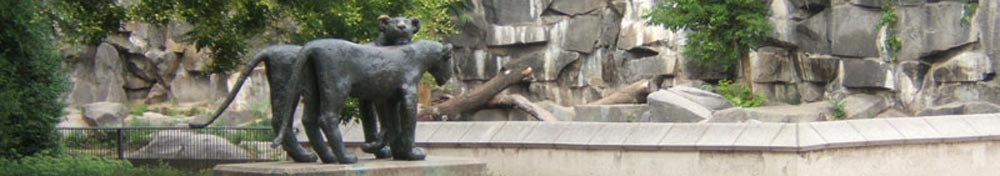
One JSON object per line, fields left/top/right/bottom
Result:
{"left": 378, "top": 15, "right": 391, "bottom": 32}
{"left": 410, "top": 18, "right": 421, "bottom": 33}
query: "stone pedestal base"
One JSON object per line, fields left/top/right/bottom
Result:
{"left": 213, "top": 156, "right": 487, "bottom": 176}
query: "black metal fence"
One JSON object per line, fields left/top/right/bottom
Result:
{"left": 57, "top": 127, "right": 285, "bottom": 163}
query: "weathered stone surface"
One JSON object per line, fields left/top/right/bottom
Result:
{"left": 751, "top": 47, "right": 798, "bottom": 83}
{"left": 916, "top": 101, "right": 1000, "bottom": 116}
{"left": 798, "top": 53, "right": 838, "bottom": 83}
{"left": 796, "top": 9, "right": 831, "bottom": 54}
{"left": 82, "top": 102, "right": 128, "bottom": 127}
{"left": 574, "top": 105, "right": 648, "bottom": 122}
{"left": 482, "top": 0, "right": 548, "bottom": 25}
{"left": 753, "top": 83, "right": 802, "bottom": 105}
{"left": 550, "top": 0, "right": 605, "bottom": 15}
{"left": 843, "top": 94, "right": 888, "bottom": 119}
{"left": 875, "top": 109, "right": 910, "bottom": 118}
{"left": 681, "top": 56, "right": 730, "bottom": 80}
{"left": 127, "top": 131, "right": 250, "bottom": 159}
{"left": 536, "top": 101, "right": 576, "bottom": 121}
{"left": 487, "top": 25, "right": 549, "bottom": 46}
{"left": 799, "top": 82, "right": 826, "bottom": 102}
{"left": 149, "top": 50, "right": 180, "bottom": 83}
{"left": 598, "top": 8, "right": 624, "bottom": 48}
{"left": 896, "top": 61, "right": 930, "bottom": 106}
{"left": 146, "top": 84, "right": 169, "bottom": 104}
{"left": 616, "top": 21, "right": 674, "bottom": 50}
{"left": 709, "top": 102, "right": 831, "bottom": 123}
{"left": 895, "top": 2, "right": 978, "bottom": 61}
{"left": 622, "top": 50, "right": 677, "bottom": 83}
{"left": 930, "top": 51, "right": 993, "bottom": 83}
{"left": 446, "top": 13, "right": 490, "bottom": 47}
{"left": 454, "top": 48, "right": 498, "bottom": 81}
{"left": 170, "top": 71, "right": 224, "bottom": 103}
{"left": 561, "top": 15, "right": 602, "bottom": 53}
{"left": 913, "top": 82, "right": 1000, "bottom": 113}
{"left": 668, "top": 86, "right": 733, "bottom": 111}
{"left": 227, "top": 66, "right": 270, "bottom": 112}
{"left": 848, "top": 0, "right": 930, "bottom": 8}
{"left": 68, "top": 43, "right": 128, "bottom": 106}
{"left": 768, "top": 0, "right": 798, "bottom": 46}
{"left": 979, "top": 0, "right": 999, "bottom": 70}
{"left": 840, "top": 59, "right": 894, "bottom": 90}
{"left": 181, "top": 46, "right": 210, "bottom": 73}
{"left": 647, "top": 90, "right": 713, "bottom": 122}
{"left": 830, "top": 5, "right": 881, "bottom": 57}
{"left": 503, "top": 48, "right": 579, "bottom": 81}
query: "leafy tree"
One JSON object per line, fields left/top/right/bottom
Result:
{"left": 47, "top": 0, "right": 126, "bottom": 45}
{"left": 126, "top": 0, "right": 463, "bottom": 74}
{"left": 646, "top": 0, "right": 771, "bottom": 70}
{"left": 0, "top": 0, "right": 68, "bottom": 158}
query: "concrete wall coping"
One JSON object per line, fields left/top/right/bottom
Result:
{"left": 300, "top": 114, "right": 1000, "bottom": 152}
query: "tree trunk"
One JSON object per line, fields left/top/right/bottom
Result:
{"left": 418, "top": 68, "right": 534, "bottom": 121}
{"left": 585, "top": 75, "right": 668, "bottom": 105}
{"left": 485, "top": 95, "right": 557, "bottom": 121}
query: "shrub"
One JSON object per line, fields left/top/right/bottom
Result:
{"left": 715, "top": 79, "right": 766, "bottom": 107}
{"left": 646, "top": 0, "right": 771, "bottom": 70}
{"left": 829, "top": 99, "right": 847, "bottom": 120}
{"left": 0, "top": 154, "right": 211, "bottom": 176}
{"left": 0, "top": 0, "right": 68, "bottom": 158}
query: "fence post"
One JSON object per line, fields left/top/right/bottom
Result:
{"left": 117, "top": 128, "right": 125, "bottom": 160}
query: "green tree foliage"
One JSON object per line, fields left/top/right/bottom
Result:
{"left": 0, "top": 0, "right": 68, "bottom": 158}
{"left": 646, "top": 0, "right": 771, "bottom": 70}
{"left": 125, "top": 0, "right": 462, "bottom": 73}
{"left": 47, "top": 0, "right": 126, "bottom": 45}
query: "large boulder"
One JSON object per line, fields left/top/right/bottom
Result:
{"left": 502, "top": 47, "right": 580, "bottom": 81}
{"left": 561, "top": 15, "right": 602, "bottom": 53}
{"left": 125, "top": 112, "right": 193, "bottom": 127}
{"left": 916, "top": 101, "right": 1000, "bottom": 116}
{"left": 710, "top": 102, "right": 831, "bottom": 123}
{"left": 795, "top": 9, "right": 831, "bottom": 54}
{"left": 895, "top": 2, "right": 978, "bottom": 61}
{"left": 487, "top": 24, "right": 549, "bottom": 46}
{"left": 830, "top": 5, "right": 881, "bottom": 57}
{"left": 126, "top": 131, "right": 250, "bottom": 159}
{"left": 797, "top": 53, "right": 838, "bottom": 83}
{"left": 82, "top": 102, "right": 128, "bottom": 127}
{"left": 68, "top": 43, "right": 128, "bottom": 106}
{"left": 454, "top": 48, "right": 499, "bottom": 81}
{"left": 842, "top": 94, "right": 888, "bottom": 119}
{"left": 750, "top": 47, "right": 798, "bottom": 83}
{"left": 550, "top": 0, "right": 606, "bottom": 15}
{"left": 647, "top": 90, "right": 713, "bottom": 122}
{"left": 913, "top": 83, "right": 1000, "bottom": 113}
{"left": 482, "top": 0, "right": 549, "bottom": 25}
{"left": 668, "top": 86, "right": 733, "bottom": 111}
{"left": 574, "top": 105, "right": 648, "bottom": 122}
{"left": 170, "top": 71, "right": 226, "bottom": 103}
{"left": 840, "top": 59, "right": 895, "bottom": 90}
{"left": 621, "top": 49, "right": 677, "bottom": 83}
{"left": 929, "top": 51, "right": 993, "bottom": 83}
{"left": 896, "top": 61, "right": 930, "bottom": 107}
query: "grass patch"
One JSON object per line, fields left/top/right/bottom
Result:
{"left": 715, "top": 79, "right": 767, "bottom": 107}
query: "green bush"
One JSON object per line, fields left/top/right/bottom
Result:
{"left": 715, "top": 79, "right": 766, "bottom": 107}
{"left": 0, "top": 154, "right": 210, "bottom": 176}
{"left": 646, "top": 0, "right": 771, "bottom": 70}
{"left": 829, "top": 99, "right": 847, "bottom": 120}
{"left": 0, "top": 0, "right": 68, "bottom": 158}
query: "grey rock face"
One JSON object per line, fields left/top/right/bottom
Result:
{"left": 895, "top": 2, "right": 978, "bottom": 61}
{"left": 843, "top": 94, "right": 888, "bottom": 119}
{"left": 840, "top": 59, "right": 894, "bottom": 90}
{"left": 798, "top": 54, "right": 839, "bottom": 83}
{"left": 930, "top": 51, "right": 993, "bottom": 83}
{"left": 668, "top": 86, "right": 734, "bottom": 111}
{"left": 482, "top": 0, "right": 548, "bottom": 25}
{"left": 127, "top": 131, "right": 250, "bottom": 159}
{"left": 916, "top": 101, "right": 1000, "bottom": 116}
{"left": 830, "top": 5, "right": 881, "bottom": 57}
{"left": 169, "top": 71, "right": 225, "bottom": 103}
{"left": 574, "top": 105, "right": 648, "bottom": 122}
{"left": 621, "top": 50, "right": 677, "bottom": 83}
{"left": 796, "top": 9, "right": 831, "bottom": 54}
{"left": 550, "top": 0, "right": 606, "bottom": 15}
{"left": 487, "top": 24, "right": 549, "bottom": 46}
{"left": 751, "top": 47, "right": 799, "bottom": 83}
{"left": 454, "top": 48, "right": 499, "bottom": 81}
{"left": 647, "top": 90, "right": 713, "bottom": 122}
{"left": 82, "top": 102, "right": 128, "bottom": 127}
{"left": 68, "top": 43, "right": 128, "bottom": 106}
{"left": 709, "top": 102, "right": 831, "bottom": 123}
{"left": 561, "top": 15, "right": 602, "bottom": 53}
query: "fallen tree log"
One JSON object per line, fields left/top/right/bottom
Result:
{"left": 585, "top": 75, "right": 669, "bottom": 105}
{"left": 485, "top": 94, "right": 557, "bottom": 121}
{"left": 418, "top": 67, "right": 535, "bottom": 121}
